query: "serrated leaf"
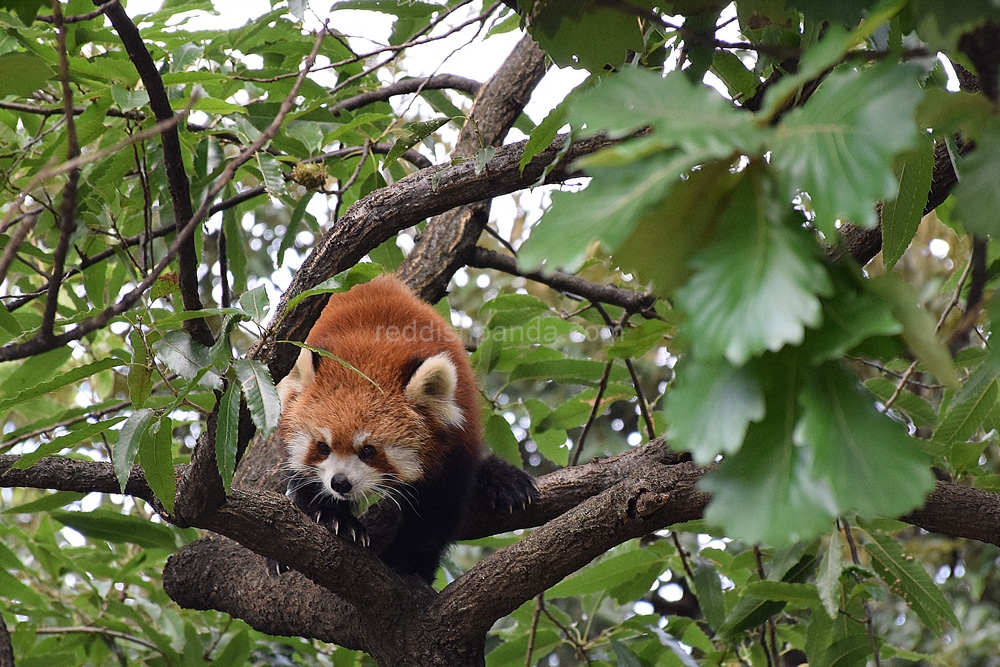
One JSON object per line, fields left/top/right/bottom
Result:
{"left": 692, "top": 560, "right": 726, "bottom": 630}
{"left": 257, "top": 152, "right": 285, "bottom": 196}
{"left": 216, "top": 382, "right": 240, "bottom": 494}
{"left": 384, "top": 117, "right": 451, "bottom": 165}
{"left": 538, "top": 383, "right": 634, "bottom": 432}
{"left": 0, "top": 569, "right": 46, "bottom": 607}
{"left": 676, "top": 171, "right": 832, "bottom": 365}
{"left": 49, "top": 508, "right": 178, "bottom": 550}
{"left": 114, "top": 409, "right": 155, "bottom": 492}
{"left": 0, "top": 356, "right": 120, "bottom": 417}
{"left": 0, "top": 346, "right": 73, "bottom": 400}
{"left": 518, "top": 154, "right": 683, "bottom": 272}
{"left": 817, "top": 528, "right": 845, "bottom": 618}
{"left": 933, "top": 379, "right": 997, "bottom": 446}
{"left": 865, "top": 531, "right": 960, "bottom": 631}
{"left": 129, "top": 331, "right": 153, "bottom": 409}
{"left": 804, "top": 277, "right": 903, "bottom": 364}
{"left": 772, "top": 63, "right": 922, "bottom": 235}
{"left": 665, "top": 357, "right": 765, "bottom": 464}
{"left": 139, "top": 417, "right": 176, "bottom": 514}
{"left": 797, "top": 362, "right": 935, "bottom": 519}
{"left": 882, "top": 140, "right": 934, "bottom": 269}
{"left": 13, "top": 417, "right": 126, "bottom": 471}
{"left": 239, "top": 284, "right": 270, "bottom": 323}
{"left": 702, "top": 394, "right": 839, "bottom": 547}
{"left": 153, "top": 330, "right": 223, "bottom": 390}
{"left": 110, "top": 84, "right": 149, "bottom": 111}
{"left": 235, "top": 358, "right": 281, "bottom": 435}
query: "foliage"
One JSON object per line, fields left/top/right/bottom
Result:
{"left": 2, "top": 0, "right": 1000, "bottom": 664}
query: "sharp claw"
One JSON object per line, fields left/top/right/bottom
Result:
{"left": 331, "top": 517, "right": 340, "bottom": 534}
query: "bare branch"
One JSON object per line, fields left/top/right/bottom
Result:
{"left": 100, "top": 0, "right": 213, "bottom": 346}
{"left": 329, "top": 74, "right": 481, "bottom": 115}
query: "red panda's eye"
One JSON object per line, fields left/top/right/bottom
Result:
{"left": 316, "top": 441, "right": 331, "bottom": 456}
{"left": 359, "top": 444, "right": 376, "bottom": 460}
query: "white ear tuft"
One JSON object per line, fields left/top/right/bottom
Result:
{"left": 277, "top": 347, "right": 317, "bottom": 410}
{"left": 404, "top": 352, "right": 464, "bottom": 427}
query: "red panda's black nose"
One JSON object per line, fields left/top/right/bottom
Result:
{"left": 330, "top": 474, "right": 352, "bottom": 494}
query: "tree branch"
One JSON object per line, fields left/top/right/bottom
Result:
{"left": 329, "top": 74, "right": 481, "bottom": 115}
{"left": 99, "top": 0, "right": 213, "bottom": 346}
{"left": 468, "top": 247, "right": 659, "bottom": 317}
{"left": 397, "top": 33, "right": 549, "bottom": 303}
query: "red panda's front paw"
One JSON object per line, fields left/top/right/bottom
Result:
{"left": 315, "top": 508, "right": 371, "bottom": 548}
{"left": 476, "top": 454, "right": 539, "bottom": 513}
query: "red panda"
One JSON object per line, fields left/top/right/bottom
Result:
{"left": 275, "top": 275, "right": 537, "bottom": 582}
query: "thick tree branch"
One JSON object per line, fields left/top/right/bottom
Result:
{"left": 397, "top": 33, "right": 549, "bottom": 303}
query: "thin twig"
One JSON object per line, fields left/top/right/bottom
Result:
{"left": 524, "top": 593, "right": 543, "bottom": 667}
{"left": 840, "top": 518, "right": 883, "bottom": 667}
{"left": 883, "top": 255, "right": 973, "bottom": 412}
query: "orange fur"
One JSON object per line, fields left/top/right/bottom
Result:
{"left": 278, "top": 275, "right": 482, "bottom": 486}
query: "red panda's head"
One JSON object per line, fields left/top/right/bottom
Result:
{"left": 276, "top": 345, "right": 466, "bottom": 502}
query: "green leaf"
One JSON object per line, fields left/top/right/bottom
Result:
{"left": 804, "top": 275, "right": 902, "bottom": 364}
{"left": 128, "top": 330, "right": 153, "bottom": 410}
{"left": 235, "top": 358, "right": 281, "bottom": 435}
{"left": 216, "top": 382, "right": 240, "bottom": 494}
{"left": 882, "top": 139, "right": 935, "bottom": 269}
{"left": 0, "top": 52, "right": 54, "bottom": 96}
{"left": 384, "top": 117, "right": 451, "bottom": 166}
{"left": 114, "top": 408, "right": 155, "bottom": 492}
{"left": 509, "top": 359, "right": 628, "bottom": 385}
{"left": 614, "top": 160, "right": 739, "bottom": 296}
{"left": 864, "top": 378, "right": 938, "bottom": 428}
{"left": 692, "top": 560, "right": 726, "bottom": 630}
{"left": 153, "top": 330, "right": 223, "bottom": 390}
{"left": 0, "top": 346, "right": 73, "bottom": 401}
{"left": 139, "top": 417, "right": 176, "bottom": 515}
{"left": 520, "top": 0, "right": 643, "bottom": 71}
{"left": 676, "top": 171, "right": 832, "bottom": 365}
{"left": 547, "top": 545, "right": 667, "bottom": 603}
{"left": 238, "top": 284, "right": 270, "bottom": 323}
{"left": 868, "top": 274, "right": 959, "bottom": 386}
{"left": 934, "top": 380, "right": 997, "bottom": 446}
{"left": 771, "top": 63, "right": 922, "bottom": 235}
{"left": 49, "top": 509, "right": 179, "bottom": 550}
{"left": 817, "top": 528, "right": 845, "bottom": 618}
{"left": 607, "top": 319, "right": 671, "bottom": 360}
{"left": 12, "top": 417, "right": 126, "bottom": 471}
{"left": 702, "top": 385, "right": 839, "bottom": 546}
{"left": 213, "top": 629, "right": 252, "bottom": 667}
{"left": 568, "top": 67, "right": 758, "bottom": 155}
{"left": 517, "top": 154, "right": 683, "bottom": 272}
{"left": 257, "top": 152, "right": 285, "bottom": 196}
{"left": 110, "top": 85, "right": 149, "bottom": 112}
{"left": 0, "top": 356, "right": 120, "bottom": 417}
{"left": 0, "top": 568, "right": 46, "bottom": 607}
{"left": 798, "top": 362, "right": 935, "bottom": 519}
{"left": 665, "top": 357, "right": 765, "bottom": 465}
{"left": 864, "top": 530, "right": 961, "bottom": 631}
{"left": 951, "top": 127, "right": 1000, "bottom": 237}
{"left": 1, "top": 491, "right": 85, "bottom": 515}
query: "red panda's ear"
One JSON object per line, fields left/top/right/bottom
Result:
{"left": 403, "top": 352, "right": 463, "bottom": 427}
{"left": 277, "top": 347, "right": 317, "bottom": 409}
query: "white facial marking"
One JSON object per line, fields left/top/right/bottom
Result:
{"left": 315, "top": 453, "right": 382, "bottom": 501}
{"left": 382, "top": 446, "right": 423, "bottom": 482}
